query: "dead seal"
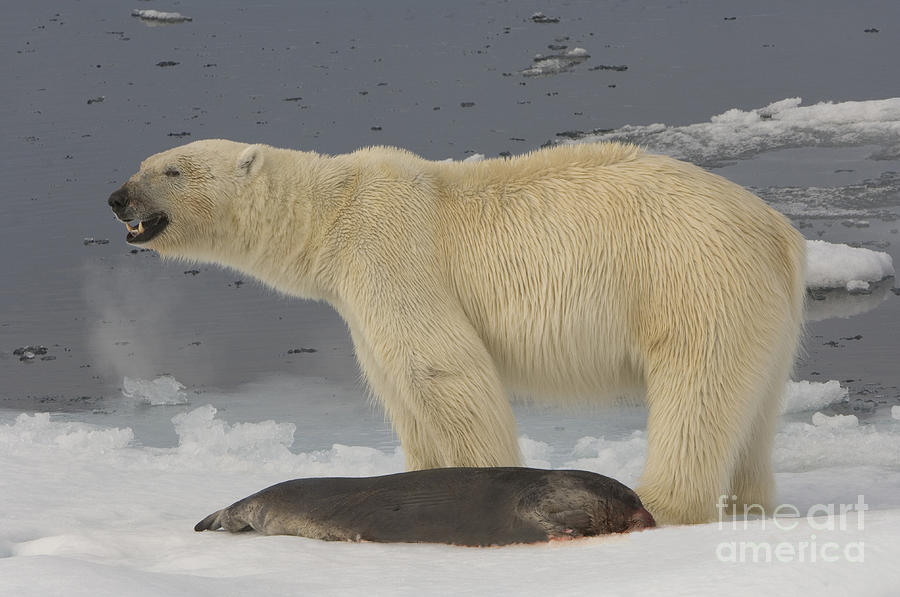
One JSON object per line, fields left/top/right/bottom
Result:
{"left": 195, "top": 467, "right": 655, "bottom": 546}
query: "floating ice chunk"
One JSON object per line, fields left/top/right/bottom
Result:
{"left": 811, "top": 411, "right": 859, "bottom": 429}
{"left": 574, "top": 96, "right": 900, "bottom": 167}
{"left": 131, "top": 9, "right": 192, "bottom": 23}
{"left": 805, "top": 240, "right": 894, "bottom": 289}
{"left": 13, "top": 345, "right": 49, "bottom": 362}
{"left": 122, "top": 375, "right": 188, "bottom": 406}
{"left": 893, "top": 406, "right": 900, "bottom": 420}
{"left": 521, "top": 48, "right": 590, "bottom": 76}
{"left": 782, "top": 380, "right": 848, "bottom": 414}
{"left": 530, "top": 12, "right": 560, "bottom": 24}
{"left": 520, "top": 59, "right": 565, "bottom": 76}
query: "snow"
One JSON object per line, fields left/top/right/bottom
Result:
{"left": 575, "top": 97, "right": 900, "bottom": 167}
{"left": 2, "top": 376, "right": 899, "bottom": 596}
{"left": 805, "top": 240, "right": 894, "bottom": 289}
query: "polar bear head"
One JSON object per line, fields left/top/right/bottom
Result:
{"left": 107, "top": 139, "right": 265, "bottom": 259}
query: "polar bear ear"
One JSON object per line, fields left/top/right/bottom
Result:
{"left": 236, "top": 144, "right": 264, "bottom": 177}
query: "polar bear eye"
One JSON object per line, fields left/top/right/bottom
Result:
{"left": 165, "top": 167, "right": 181, "bottom": 177}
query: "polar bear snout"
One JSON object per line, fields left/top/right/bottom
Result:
{"left": 107, "top": 184, "right": 170, "bottom": 245}
{"left": 107, "top": 185, "right": 133, "bottom": 220}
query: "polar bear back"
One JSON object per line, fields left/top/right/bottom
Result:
{"left": 399, "top": 143, "right": 805, "bottom": 402}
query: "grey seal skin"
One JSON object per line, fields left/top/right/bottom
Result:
{"left": 195, "top": 467, "right": 655, "bottom": 546}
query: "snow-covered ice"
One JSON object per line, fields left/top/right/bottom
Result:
{"left": 805, "top": 240, "right": 894, "bottom": 289}
{"left": 575, "top": 97, "right": 900, "bottom": 167}
{"left": 2, "top": 375, "right": 899, "bottom": 596}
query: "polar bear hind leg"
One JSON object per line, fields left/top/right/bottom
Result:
{"left": 636, "top": 345, "right": 754, "bottom": 523}
{"left": 728, "top": 333, "right": 799, "bottom": 514}
{"left": 634, "top": 287, "right": 800, "bottom": 526}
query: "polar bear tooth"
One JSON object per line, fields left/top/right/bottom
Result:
{"left": 126, "top": 221, "right": 138, "bottom": 233}
{"left": 138, "top": 221, "right": 145, "bottom": 235}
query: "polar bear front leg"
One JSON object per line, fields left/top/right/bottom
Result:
{"left": 346, "top": 302, "right": 521, "bottom": 470}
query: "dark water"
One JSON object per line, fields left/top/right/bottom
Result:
{"left": 2, "top": 0, "right": 899, "bottom": 434}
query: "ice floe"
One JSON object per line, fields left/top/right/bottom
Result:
{"left": 574, "top": 97, "right": 900, "bottom": 167}
{"left": 805, "top": 240, "right": 894, "bottom": 290}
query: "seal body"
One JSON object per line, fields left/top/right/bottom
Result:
{"left": 195, "top": 467, "right": 655, "bottom": 546}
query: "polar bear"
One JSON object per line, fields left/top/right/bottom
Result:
{"left": 107, "top": 139, "right": 805, "bottom": 524}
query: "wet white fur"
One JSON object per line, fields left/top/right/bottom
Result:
{"left": 124, "top": 139, "right": 806, "bottom": 524}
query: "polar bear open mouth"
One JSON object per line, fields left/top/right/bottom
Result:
{"left": 124, "top": 213, "right": 169, "bottom": 244}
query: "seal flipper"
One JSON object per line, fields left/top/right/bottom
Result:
{"left": 195, "top": 510, "right": 224, "bottom": 532}
{"left": 194, "top": 508, "right": 253, "bottom": 533}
